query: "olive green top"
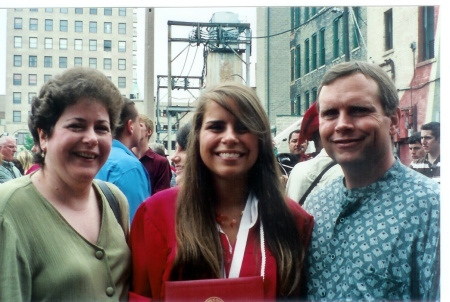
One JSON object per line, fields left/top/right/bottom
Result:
{"left": 0, "top": 175, "right": 131, "bottom": 301}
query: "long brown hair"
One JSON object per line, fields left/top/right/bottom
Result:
{"left": 170, "top": 83, "right": 306, "bottom": 297}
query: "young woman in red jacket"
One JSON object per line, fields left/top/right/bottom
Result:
{"left": 129, "top": 83, "right": 314, "bottom": 301}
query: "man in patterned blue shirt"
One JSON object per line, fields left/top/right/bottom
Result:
{"left": 303, "top": 61, "right": 440, "bottom": 301}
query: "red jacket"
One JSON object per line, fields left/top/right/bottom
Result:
{"left": 129, "top": 187, "right": 314, "bottom": 301}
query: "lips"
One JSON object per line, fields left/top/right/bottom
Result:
{"left": 74, "top": 151, "right": 97, "bottom": 159}
{"left": 175, "top": 166, "right": 184, "bottom": 175}
{"left": 217, "top": 152, "right": 242, "bottom": 158}
{"left": 332, "top": 137, "right": 364, "bottom": 147}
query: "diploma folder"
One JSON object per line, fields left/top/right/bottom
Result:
{"left": 165, "top": 276, "right": 264, "bottom": 302}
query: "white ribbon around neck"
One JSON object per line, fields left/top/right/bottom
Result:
{"left": 220, "top": 193, "right": 265, "bottom": 280}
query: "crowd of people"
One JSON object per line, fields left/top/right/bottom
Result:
{"left": 0, "top": 62, "right": 440, "bottom": 301}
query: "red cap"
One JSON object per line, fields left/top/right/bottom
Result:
{"left": 297, "top": 101, "right": 319, "bottom": 147}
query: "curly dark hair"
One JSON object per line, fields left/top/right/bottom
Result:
{"left": 28, "top": 67, "right": 123, "bottom": 166}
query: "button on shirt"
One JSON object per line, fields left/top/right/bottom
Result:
{"left": 303, "top": 160, "right": 440, "bottom": 301}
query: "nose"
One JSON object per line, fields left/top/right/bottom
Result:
{"left": 221, "top": 126, "right": 239, "bottom": 144}
{"left": 335, "top": 112, "right": 354, "bottom": 133}
{"left": 83, "top": 127, "right": 98, "bottom": 146}
{"left": 171, "top": 153, "right": 179, "bottom": 164}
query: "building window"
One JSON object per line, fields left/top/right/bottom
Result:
{"left": 74, "top": 57, "right": 82, "bottom": 66}
{"left": 45, "top": 38, "right": 53, "bottom": 49}
{"left": 304, "top": 38, "right": 310, "bottom": 74}
{"left": 319, "top": 28, "right": 325, "bottom": 66}
{"left": 90, "top": 8, "right": 97, "bottom": 15}
{"left": 13, "top": 74, "right": 22, "bottom": 85}
{"left": 28, "top": 92, "right": 36, "bottom": 103}
{"left": 421, "top": 6, "right": 435, "bottom": 61}
{"left": 104, "top": 8, "right": 112, "bottom": 15}
{"left": 118, "top": 77, "right": 126, "bottom": 88}
{"left": 291, "top": 95, "right": 301, "bottom": 115}
{"left": 14, "top": 18, "right": 23, "bottom": 29}
{"left": 104, "top": 22, "right": 112, "bottom": 34}
{"left": 30, "top": 18, "right": 38, "bottom": 30}
{"left": 89, "top": 21, "right": 97, "bottom": 33}
{"left": 312, "top": 87, "right": 318, "bottom": 103}
{"left": 14, "top": 36, "right": 22, "bottom": 48}
{"left": 44, "top": 56, "right": 52, "bottom": 68}
{"left": 312, "top": 33, "right": 317, "bottom": 70}
{"left": 304, "top": 7, "right": 310, "bottom": 21}
{"left": 384, "top": 9, "right": 393, "bottom": 51}
{"left": 107, "top": 76, "right": 112, "bottom": 81}
{"left": 75, "top": 39, "right": 82, "bottom": 50}
{"left": 295, "top": 45, "right": 301, "bottom": 79}
{"left": 14, "top": 55, "right": 22, "bottom": 67}
{"left": 75, "top": 8, "right": 83, "bottom": 14}
{"left": 333, "top": 18, "right": 340, "bottom": 59}
{"left": 60, "top": 20, "right": 68, "bottom": 32}
{"left": 29, "top": 37, "right": 37, "bottom": 48}
{"left": 118, "top": 59, "right": 126, "bottom": 70}
{"left": 311, "top": 7, "right": 317, "bottom": 15}
{"left": 59, "top": 57, "right": 67, "bottom": 68}
{"left": 118, "top": 41, "right": 126, "bottom": 52}
{"left": 352, "top": 7, "right": 361, "bottom": 49}
{"left": 304, "top": 90, "right": 310, "bottom": 113}
{"left": 292, "top": 7, "right": 300, "bottom": 29}
{"left": 30, "top": 8, "right": 38, "bottom": 12}
{"left": 60, "top": 8, "right": 68, "bottom": 13}
{"left": 89, "top": 40, "right": 97, "bottom": 51}
{"left": 13, "top": 92, "right": 21, "bottom": 104}
{"left": 44, "top": 74, "right": 52, "bottom": 83}
{"left": 104, "top": 58, "right": 112, "bottom": 70}
{"left": 104, "top": 40, "right": 112, "bottom": 51}
{"left": 13, "top": 111, "right": 21, "bottom": 123}
{"left": 75, "top": 21, "right": 83, "bottom": 32}
{"left": 29, "top": 74, "right": 37, "bottom": 86}
{"left": 45, "top": 8, "right": 53, "bottom": 13}
{"left": 290, "top": 49, "right": 294, "bottom": 81}
{"left": 118, "top": 23, "right": 126, "bottom": 34}
{"left": 119, "top": 8, "right": 126, "bottom": 16}
{"left": 89, "top": 58, "right": 97, "bottom": 68}
{"left": 29, "top": 55, "right": 37, "bottom": 67}
{"left": 45, "top": 19, "right": 53, "bottom": 31}
{"left": 59, "top": 38, "right": 68, "bottom": 50}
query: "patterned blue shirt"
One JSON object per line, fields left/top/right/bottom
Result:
{"left": 303, "top": 160, "right": 440, "bottom": 301}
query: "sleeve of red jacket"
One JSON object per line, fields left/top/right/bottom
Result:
{"left": 129, "top": 189, "right": 177, "bottom": 301}
{"left": 129, "top": 203, "right": 153, "bottom": 299}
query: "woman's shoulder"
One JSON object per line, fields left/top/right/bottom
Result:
{"left": 138, "top": 187, "right": 179, "bottom": 218}
{"left": 0, "top": 176, "right": 34, "bottom": 212}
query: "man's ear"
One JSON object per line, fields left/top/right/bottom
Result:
{"left": 147, "top": 129, "right": 153, "bottom": 138}
{"left": 389, "top": 108, "right": 401, "bottom": 136}
{"left": 126, "top": 119, "right": 134, "bottom": 135}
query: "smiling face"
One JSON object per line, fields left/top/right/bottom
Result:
{"left": 39, "top": 98, "right": 112, "bottom": 185}
{"left": 171, "top": 143, "right": 187, "bottom": 185}
{"left": 199, "top": 100, "right": 259, "bottom": 183}
{"left": 318, "top": 73, "right": 399, "bottom": 171}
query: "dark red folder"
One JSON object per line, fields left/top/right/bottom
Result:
{"left": 165, "top": 276, "right": 264, "bottom": 302}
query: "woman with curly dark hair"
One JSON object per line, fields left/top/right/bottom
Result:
{"left": 130, "top": 83, "right": 314, "bottom": 300}
{"left": 0, "top": 67, "right": 131, "bottom": 301}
